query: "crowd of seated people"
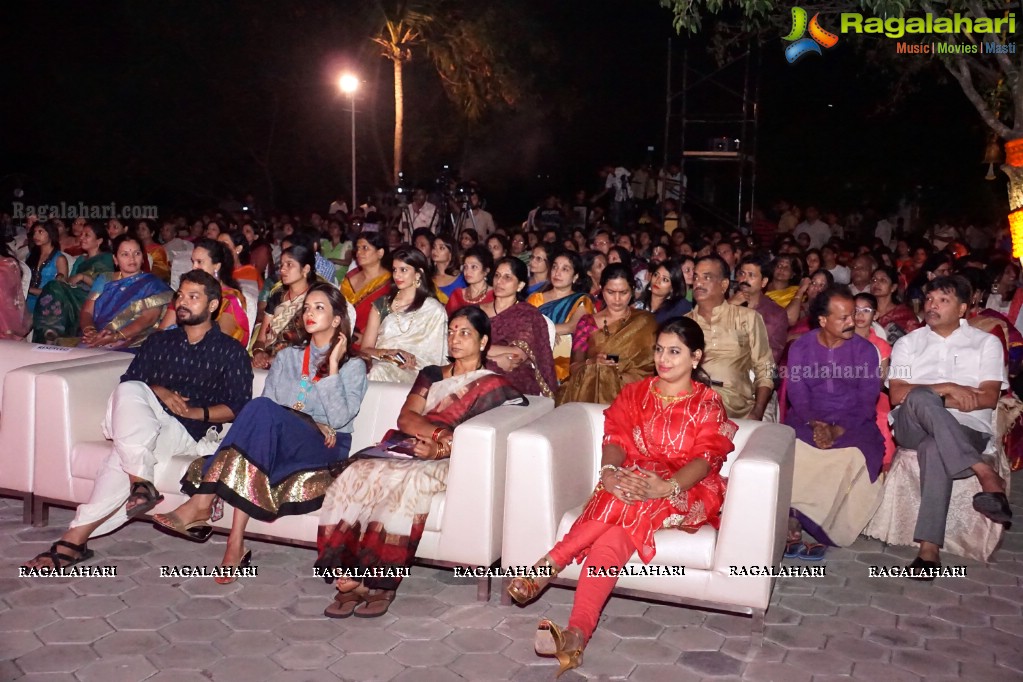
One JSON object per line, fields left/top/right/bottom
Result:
{"left": 5, "top": 195, "right": 1019, "bottom": 677}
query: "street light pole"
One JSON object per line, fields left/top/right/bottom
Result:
{"left": 339, "top": 74, "right": 359, "bottom": 215}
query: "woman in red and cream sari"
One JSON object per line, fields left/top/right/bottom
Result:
{"left": 315, "top": 306, "right": 525, "bottom": 618}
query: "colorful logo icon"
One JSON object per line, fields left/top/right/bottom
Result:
{"left": 783, "top": 7, "right": 839, "bottom": 63}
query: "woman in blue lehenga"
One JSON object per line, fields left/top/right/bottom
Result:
{"left": 155, "top": 283, "right": 368, "bottom": 582}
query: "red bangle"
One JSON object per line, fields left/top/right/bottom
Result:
{"left": 432, "top": 427, "right": 445, "bottom": 443}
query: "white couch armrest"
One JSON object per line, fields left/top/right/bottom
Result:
{"left": 32, "top": 357, "right": 133, "bottom": 501}
{"left": 502, "top": 402, "right": 604, "bottom": 568}
{"left": 713, "top": 422, "right": 795, "bottom": 571}
{"left": 438, "top": 396, "right": 554, "bottom": 565}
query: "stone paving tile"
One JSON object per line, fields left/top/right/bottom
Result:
{"left": 329, "top": 652, "right": 406, "bottom": 681}
{"left": 783, "top": 649, "right": 854, "bottom": 675}
{"left": 613, "top": 638, "right": 681, "bottom": 665}
{"left": 170, "top": 596, "right": 235, "bottom": 619}
{"left": 442, "top": 627, "right": 512, "bottom": 653}
{"left": 35, "top": 617, "right": 113, "bottom": 644}
{"left": 796, "top": 614, "right": 862, "bottom": 638}
{"left": 146, "top": 642, "right": 223, "bottom": 670}
{"left": 207, "top": 655, "right": 284, "bottom": 682}
{"left": 270, "top": 642, "right": 343, "bottom": 670}
{"left": 742, "top": 661, "right": 812, "bottom": 682}
{"left": 387, "top": 616, "right": 455, "bottom": 641}
{"left": 91, "top": 630, "right": 169, "bottom": 657}
{"left": 676, "top": 650, "right": 743, "bottom": 676}
{"left": 625, "top": 664, "right": 701, "bottom": 682}
{"left": 891, "top": 649, "right": 962, "bottom": 677}
{"left": 0, "top": 606, "right": 60, "bottom": 632}
{"left": 388, "top": 640, "right": 459, "bottom": 667}
{"left": 2, "top": 488, "right": 1023, "bottom": 681}
{"left": 105, "top": 604, "right": 178, "bottom": 630}
{"left": 992, "top": 614, "right": 1023, "bottom": 636}
{"left": 958, "top": 662, "right": 1023, "bottom": 682}
{"left": 655, "top": 625, "right": 725, "bottom": 651}
{"left": 0, "top": 630, "right": 42, "bottom": 660}
{"left": 213, "top": 630, "right": 286, "bottom": 657}
{"left": 601, "top": 615, "right": 664, "bottom": 638}
{"left": 447, "top": 652, "right": 524, "bottom": 680}
{"left": 331, "top": 626, "right": 400, "bottom": 654}
{"left": 850, "top": 661, "right": 922, "bottom": 681}
{"left": 14, "top": 643, "right": 98, "bottom": 674}
{"left": 864, "top": 626, "right": 924, "bottom": 648}
{"left": 822, "top": 634, "right": 889, "bottom": 662}
{"left": 75, "top": 655, "right": 156, "bottom": 682}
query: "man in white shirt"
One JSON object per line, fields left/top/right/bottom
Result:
{"left": 399, "top": 189, "right": 439, "bottom": 235}
{"left": 848, "top": 255, "right": 874, "bottom": 295}
{"left": 888, "top": 276, "right": 1011, "bottom": 578}
{"left": 794, "top": 206, "right": 831, "bottom": 250}
{"left": 455, "top": 190, "right": 496, "bottom": 239}
{"left": 822, "top": 244, "right": 850, "bottom": 285}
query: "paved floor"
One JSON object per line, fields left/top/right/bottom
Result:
{"left": 1, "top": 482, "right": 1021, "bottom": 682}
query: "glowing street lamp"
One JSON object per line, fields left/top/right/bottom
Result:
{"left": 339, "top": 74, "right": 359, "bottom": 215}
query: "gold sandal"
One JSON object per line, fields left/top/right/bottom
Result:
{"left": 534, "top": 619, "right": 584, "bottom": 678}
{"left": 507, "top": 555, "right": 559, "bottom": 605}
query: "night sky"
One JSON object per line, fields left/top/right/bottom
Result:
{"left": 0, "top": 1, "right": 1004, "bottom": 225}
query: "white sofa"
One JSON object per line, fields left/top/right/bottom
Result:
{"left": 501, "top": 402, "right": 795, "bottom": 635}
{"left": 30, "top": 360, "right": 554, "bottom": 598}
{"left": 0, "top": 341, "right": 124, "bottom": 522}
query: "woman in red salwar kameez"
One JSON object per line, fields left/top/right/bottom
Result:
{"left": 507, "top": 317, "right": 736, "bottom": 678}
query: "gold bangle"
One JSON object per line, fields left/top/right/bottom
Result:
{"left": 116, "top": 329, "right": 128, "bottom": 340}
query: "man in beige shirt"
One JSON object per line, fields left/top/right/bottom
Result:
{"left": 686, "top": 255, "right": 775, "bottom": 419}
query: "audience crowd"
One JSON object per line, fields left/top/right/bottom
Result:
{"left": 5, "top": 168, "right": 1019, "bottom": 676}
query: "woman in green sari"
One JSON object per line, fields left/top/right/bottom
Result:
{"left": 33, "top": 222, "right": 115, "bottom": 343}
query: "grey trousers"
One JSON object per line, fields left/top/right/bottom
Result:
{"left": 894, "top": 387, "right": 989, "bottom": 547}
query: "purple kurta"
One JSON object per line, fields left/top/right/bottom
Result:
{"left": 783, "top": 330, "right": 885, "bottom": 480}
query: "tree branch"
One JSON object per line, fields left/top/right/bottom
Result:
{"left": 945, "top": 56, "right": 1014, "bottom": 138}
{"left": 965, "top": 0, "right": 1016, "bottom": 78}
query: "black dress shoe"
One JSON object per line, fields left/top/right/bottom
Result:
{"left": 973, "top": 492, "right": 1013, "bottom": 525}
{"left": 906, "top": 556, "right": 941, "bottom": 581}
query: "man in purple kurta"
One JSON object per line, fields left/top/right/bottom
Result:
{"left": 782, "top": 286, "right": 884, "bottom": 557}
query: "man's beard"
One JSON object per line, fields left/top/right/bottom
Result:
{"left": 177, "top": 309, "right": 210, "bottom": 327}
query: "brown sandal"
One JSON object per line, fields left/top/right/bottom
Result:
{"left": 352, "top": 589, "right": 396, "bottom": 618}
{"left": 324, "top": 590, "right": 365, "bottom": 618}
{"left": 125, "top": 480, "right": 164, "bottom": 518}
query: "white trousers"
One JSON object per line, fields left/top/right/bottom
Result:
{"left": 71, "top": 381, "right": 197, "bottom": 537}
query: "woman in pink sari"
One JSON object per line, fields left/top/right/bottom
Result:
{"left": 0, "top": 241, "right": 31, "bottom": 339}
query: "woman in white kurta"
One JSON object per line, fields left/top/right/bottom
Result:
{"left": 360, "top": 246, "right": 448, "bottom": 383}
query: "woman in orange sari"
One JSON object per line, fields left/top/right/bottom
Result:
{"left": 159, "top": 239, "right": 250, "bottom": 346}
{"left": 341, "top": 231, "right": 390, "bottom": 349}
{"left": 136, "top": 220, "right": 170, "bottom": 282}
{"left": 218, "top": 231, "right": 263, "bottom": 290}
{"left": 507, "top": 317, "right": 734, "bottom": 677}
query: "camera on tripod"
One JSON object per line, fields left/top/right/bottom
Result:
{"left": 394, "top": 171, "right": 412, "bottom": 204}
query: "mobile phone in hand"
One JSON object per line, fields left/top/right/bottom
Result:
{"left": 606, "top": 354, "right": 620, "bottom": 363}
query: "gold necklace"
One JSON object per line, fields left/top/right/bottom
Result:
{"left": 650, "top": 379, "right": 692, "bottom": 403}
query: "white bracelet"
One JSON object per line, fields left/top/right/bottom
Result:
{"left": 599, "top": 464, "right": 619, "bottom": 477}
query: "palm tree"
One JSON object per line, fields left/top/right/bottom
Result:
{"left": 372, "top": 0, "right": 519, "bottom": 184}
{"left": 372, "top": 2, "right": 429, "bottom": 185}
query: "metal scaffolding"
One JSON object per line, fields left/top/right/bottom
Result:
{"left": 667, "top": 40, "right": 760, "bottom": 232}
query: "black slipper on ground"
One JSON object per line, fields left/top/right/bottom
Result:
{"left": 906, "top": 556, "right": 940, "bottom": 581}
{"left": 972, "top": 492, "right": 1013, "bottom": 525}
